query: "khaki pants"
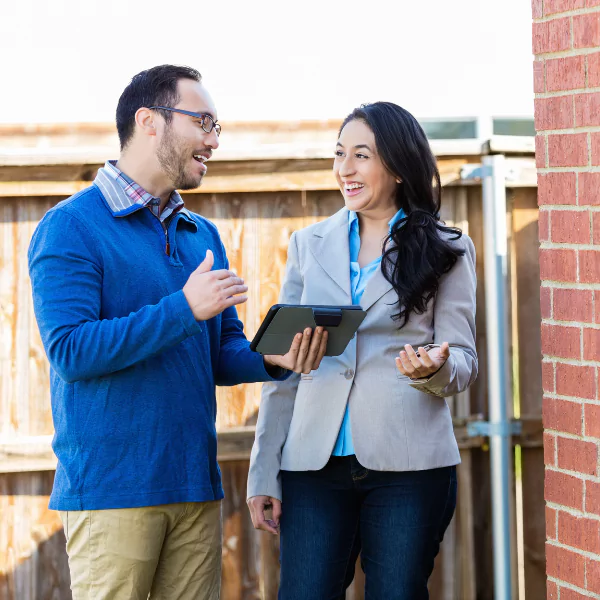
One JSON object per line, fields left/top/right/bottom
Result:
{"left": 60, "top": 501, "right": 222, "bottom": 600}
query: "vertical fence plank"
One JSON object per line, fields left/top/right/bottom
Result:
{"left": 0, "top": 471, "right": 70, "bottom": 600}
{"left": 467, "top": 186, "right": 495, "bottom": 600}
{"left": 510, "top": 188, "right": 546, "bottom": 599}
{"left": 221, "top": 461, "right": 263, "bottom": 600}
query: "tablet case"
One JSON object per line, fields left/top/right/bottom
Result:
{"left": 250, "top": 304, "right": 366, "bottom": 357}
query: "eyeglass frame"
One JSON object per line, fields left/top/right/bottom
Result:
{"left": 149, "top": 106, "right": 221, "bottom": 136}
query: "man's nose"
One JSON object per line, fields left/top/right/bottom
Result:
{"left": 205, "top": 128, "right": 219, "bottom": 150}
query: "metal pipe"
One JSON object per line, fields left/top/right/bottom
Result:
{"left": 481, "top": 154, "right": 513, "bottom": 600}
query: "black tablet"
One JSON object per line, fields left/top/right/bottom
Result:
{"left": 250, "top": 304, "right": 367, "bottom": 357}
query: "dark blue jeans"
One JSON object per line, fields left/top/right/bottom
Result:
{"left": 278, "top": 456, "right": 457, "bottom": 600}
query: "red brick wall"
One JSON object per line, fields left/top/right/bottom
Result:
{"left": 533, "top": 1, "right": 600, "bottom": 597}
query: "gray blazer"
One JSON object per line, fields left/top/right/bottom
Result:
{"left": 247, "top": 207, "right": 477, "bottom": 501}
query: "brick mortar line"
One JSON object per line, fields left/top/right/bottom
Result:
{"left": 540, "top": 247, "right": 600, "bottom": 255}
{"left": 547, "top": 464, "right": 600, "bottom": 482}
{"left": 538, "top": 168, "right": 600, "bottom": 174}
{"left": 544, "top": 428, "right": 600, "bottom": 443}
{"left": 543, "top": 319, "right": 600, "bottom": 328}
{"left": 544, "top": 392, "right": 600, "bottom": 404}
{"left": 547, "top": 538, "right": 600, "bottom": 562}
{"left": 542, "top": 387, "right": 591, "bottom": 399}
{"left": 536, "top": 89, "right": 600, "bottom": 99}
{"left": 536, "top": 89, "right": 600, "bottom": 97}
{"left": 546, "top": 500, "right": 600, "bottom": 520}
{"left": 534, "top": 45, "right": 600, "bottom": 60}
{"left": 536, "top": 127, "right": 600, "bottom": 134}
{"left": 541, "top": 281, "right": 600, "bottom": 290}
{"left": 538, "top": 350, "right": 600, "bottom": 363}
{"left": 540, "top": 206, "right": 600, "bottom": 212}
{"left": 546, "top": 576, "right": 600, "bottom": 599}
{"left": 540, "top": 241, "right": 600, "bottom": 250}
{"left": 544, "top": 350, "right": 597, "bottom": 364}
{"left": 534, "top": 6, "right": 600, "bottom": 23}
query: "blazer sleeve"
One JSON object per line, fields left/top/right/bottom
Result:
{"left": 408, "top": 234, "right": 478, "bottom": 397}
{"left": 247, "top": 232, "right": 303, "bottom": 501}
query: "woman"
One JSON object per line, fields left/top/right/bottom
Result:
{"left": 247, "top": 102, "right": 477, "bottom": 599}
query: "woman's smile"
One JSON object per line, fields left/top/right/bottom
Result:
{"left": 343, "top": 181, "right": 365, "bottom": 197}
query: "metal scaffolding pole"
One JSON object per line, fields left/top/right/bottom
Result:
{"left": 481, "top": 154, "right": 513, "bottom": 600}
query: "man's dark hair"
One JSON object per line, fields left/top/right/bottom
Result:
{"left": 116, "top": 64, "right": 202, "bottom": 150}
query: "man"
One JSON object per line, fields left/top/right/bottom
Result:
{"left": 28, "top": 64, "right": 327, "bottom": 600}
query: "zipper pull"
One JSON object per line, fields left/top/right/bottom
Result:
{"left": 164, "top": 226, "right": 170, "bottom": 256}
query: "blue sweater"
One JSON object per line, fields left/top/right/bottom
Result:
{"left": 28, "top": 184, "right": 285, "bottom": 510}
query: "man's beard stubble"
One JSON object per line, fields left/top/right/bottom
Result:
{"left": 156, "top": 125, "right": 203, "bottom": 191}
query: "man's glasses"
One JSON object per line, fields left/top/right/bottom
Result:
{"left": 149, "top": 106, "right": 221, "bottom": 136}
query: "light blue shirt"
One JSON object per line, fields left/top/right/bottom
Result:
{"left": 331, "top": 208, "right": 405, "bottom": 456}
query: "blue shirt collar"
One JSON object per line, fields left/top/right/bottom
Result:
{"left": 348, "top": 208, "right": 405, "bottom": 233}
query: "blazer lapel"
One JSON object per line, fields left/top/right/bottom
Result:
{"left": 308, "top": 208, "right": 352, "bottom": 301}
{"left": 359, "top": 264, "right": 395, "bottom": 311}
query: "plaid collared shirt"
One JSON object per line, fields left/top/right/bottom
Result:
{"left": 94, "top": 160, "right": 188, "bottom": 222}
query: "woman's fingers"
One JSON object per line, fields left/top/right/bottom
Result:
{"left": 417, "top": 347, "right": 435, "bottom": 368}
{"left": 248, "top": 496, "right": 280, "bottom": 535}
{"left": 312, "top": 330, "right": 328, "bottom": 371}
{"left": 398, "top": 349, "right": 416, "bottom": 374}
{"left": 293, "top": 328, "right": 313, "bottom": 372}
{"left": 439, "top": 341, "right": 451, "bottom": 360}
{"left": 395, "top": 356, "right": 407, "bottom": 375}
{"left": 404, "top": 344, "right": 424, "bottom": 370}
{"left": 271, "top": 498, "right": 282, "bottom": 525}
{"left": 302, "top": 327, "right": 324, "bottom": 374}
{"left": 427, "top": 342, "right": 451, "bottom": 367}
{"left": 396, "top": 343, "right": 451, "bottom": 379}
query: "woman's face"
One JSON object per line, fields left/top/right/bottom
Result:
{"left": 334, "top": 119, "right": 399, "bottom": 216}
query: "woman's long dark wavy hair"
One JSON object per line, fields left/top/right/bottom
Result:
{"left": 340, "top": 102, "right": 465, "bottom": 328}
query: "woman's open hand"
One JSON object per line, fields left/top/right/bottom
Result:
{"left": 395, "top": 342, "right": 450, "bottom": 380}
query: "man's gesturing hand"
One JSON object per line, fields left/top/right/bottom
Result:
{"left": 183, "top": 250, "right": 248, "bottom": 321}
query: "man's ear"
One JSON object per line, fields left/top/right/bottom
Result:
{"left": 135, "top": 107, "right": 157, "bottom": 138}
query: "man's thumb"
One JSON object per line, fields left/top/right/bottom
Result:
{"left": 197, "top": 249, "right": 214, "bottom": 273}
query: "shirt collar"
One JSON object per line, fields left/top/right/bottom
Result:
{"left": 348, "top": 208, "right": 406, "bottom": 234}
{"left": 95, "top": 160, "right": 190, "bottom": 220}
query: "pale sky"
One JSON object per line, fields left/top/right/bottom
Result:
{"left": 0, "top": 0, "right": 534, "bottom": 125}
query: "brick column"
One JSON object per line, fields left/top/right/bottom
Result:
{"left": 533, "top": 1, "right": 600, "bottom": 597}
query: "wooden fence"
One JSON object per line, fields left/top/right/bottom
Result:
{"left": 0, "top": 126, "right": 543, "bottom": 599}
